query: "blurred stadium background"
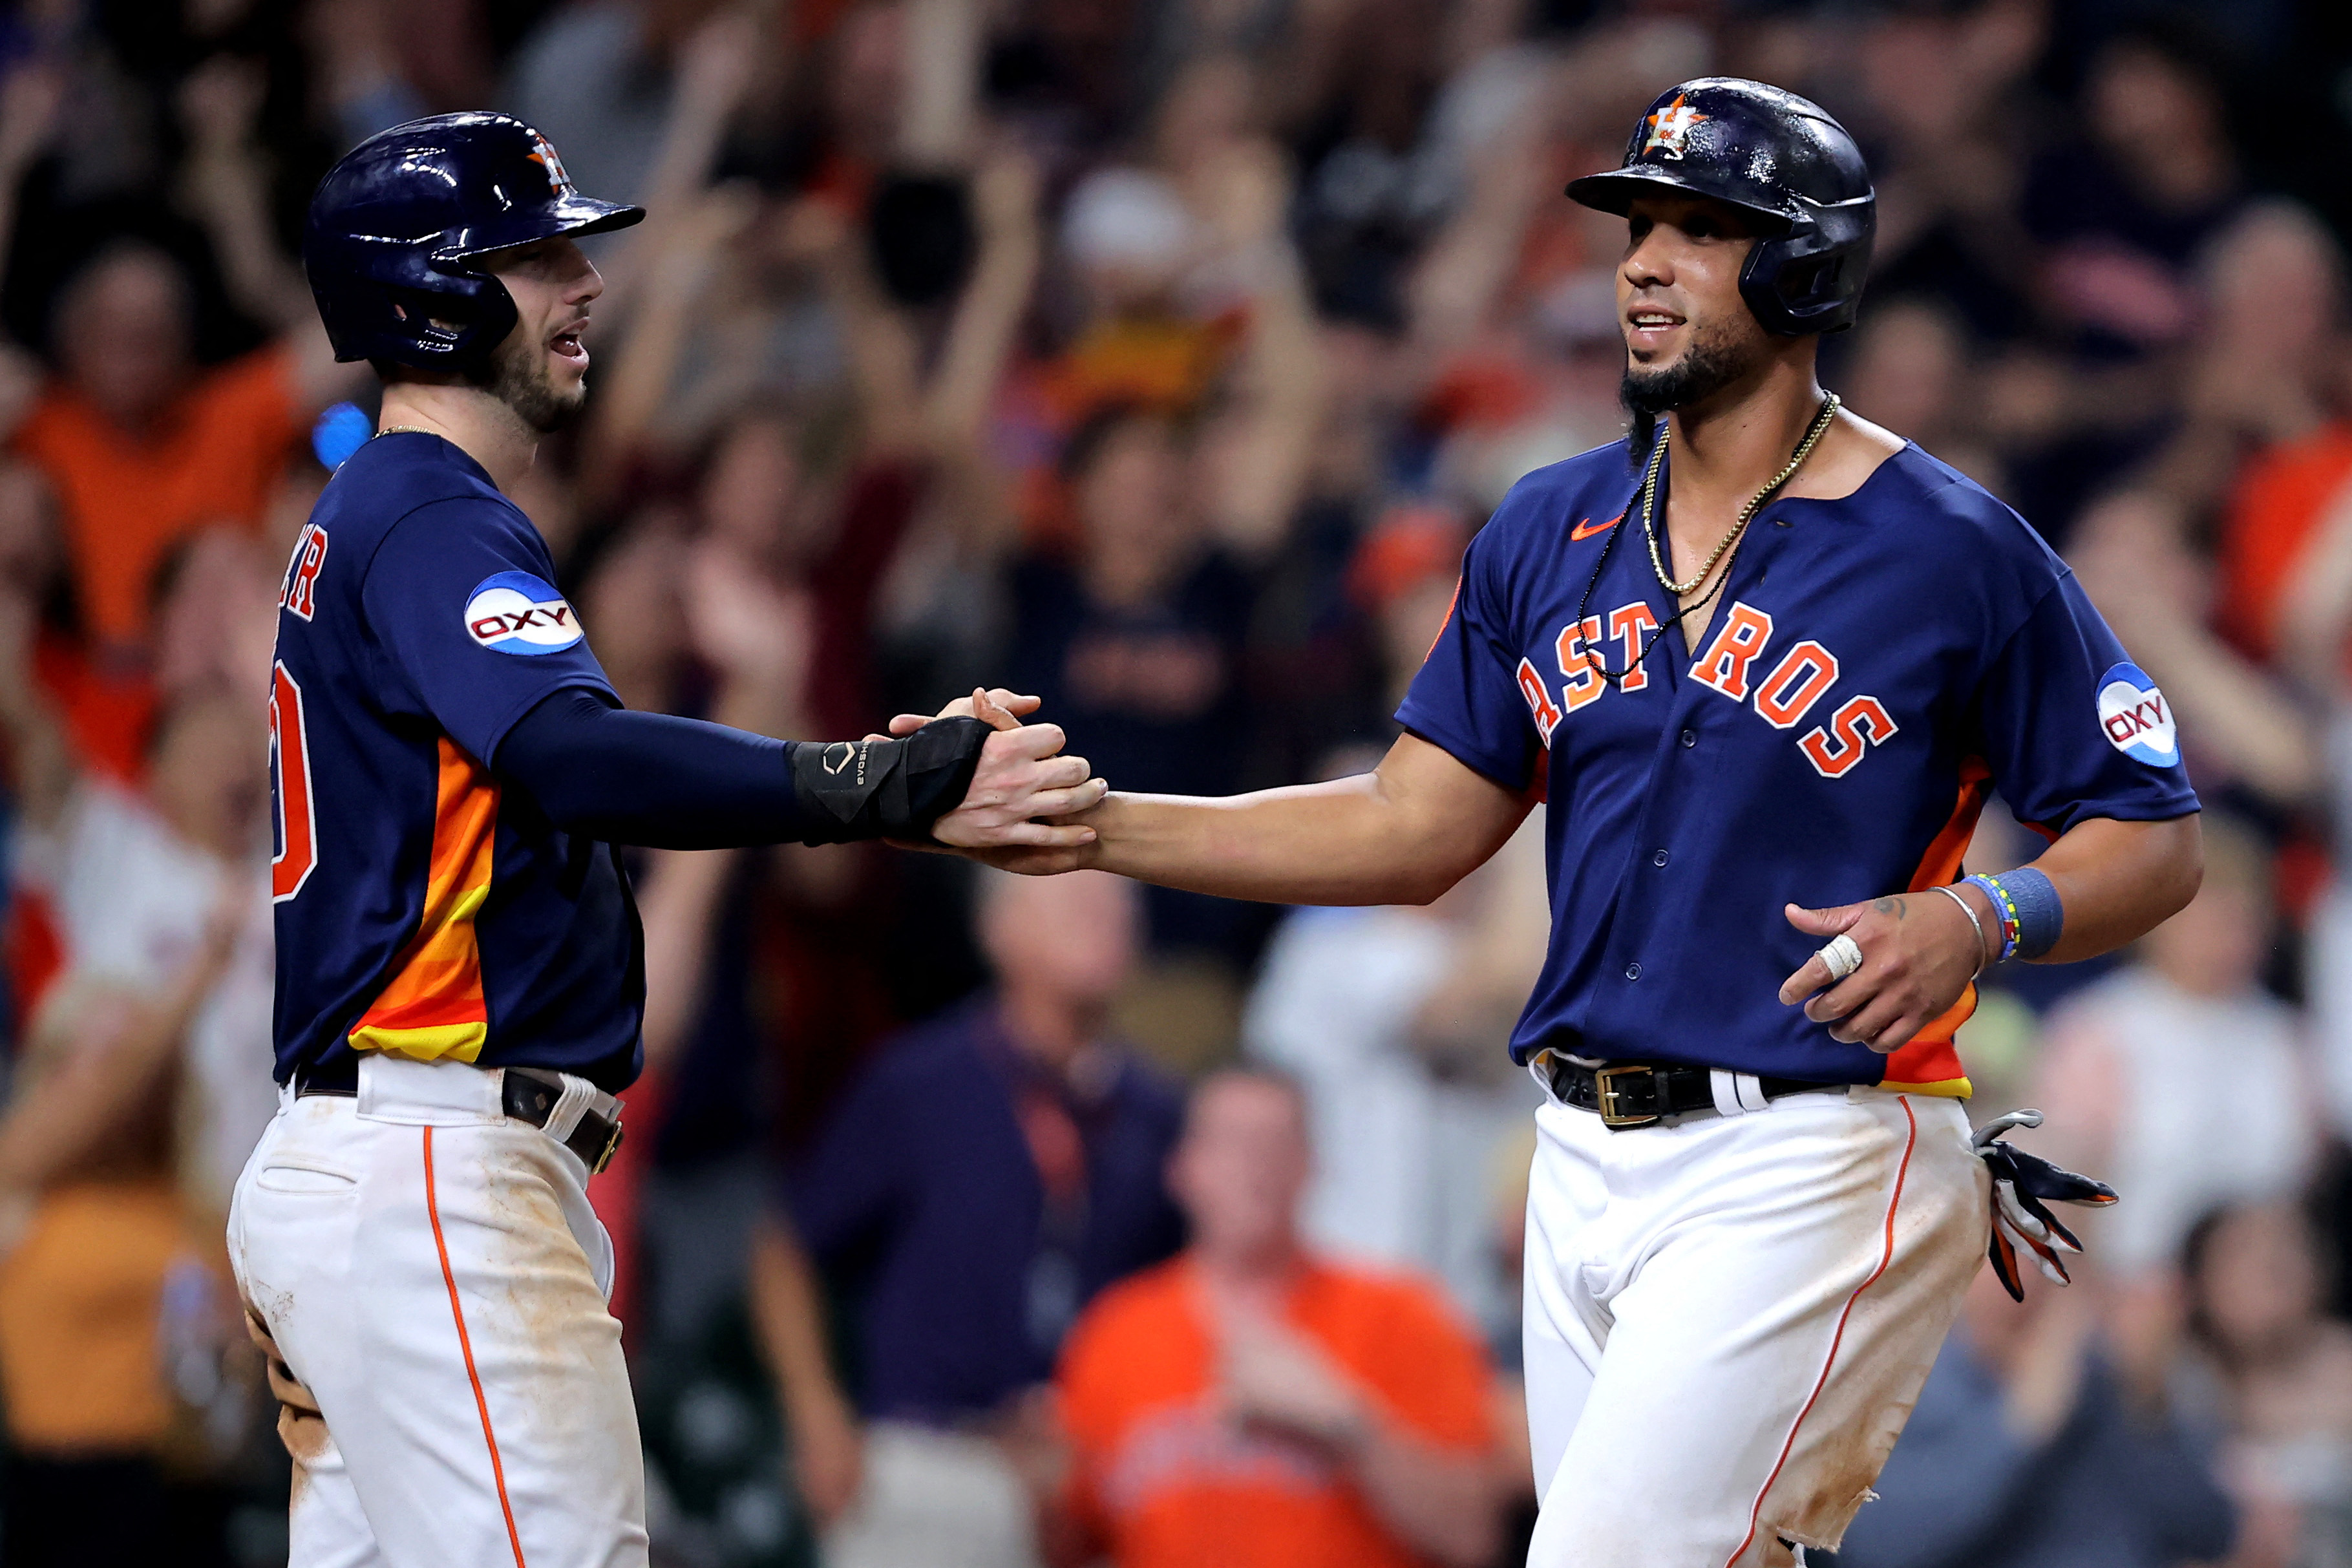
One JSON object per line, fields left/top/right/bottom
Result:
{"left": 0, "top": 0, "right": 2347, "bottom": 1562}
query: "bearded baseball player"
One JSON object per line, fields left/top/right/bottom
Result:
{"left": 232, "top": 113, "right": 1105, "bottom": 1567}
{"left": 963, "top": 79, "right": 2199, "bottom": 1565}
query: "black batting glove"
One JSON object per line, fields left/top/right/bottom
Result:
{"left": 1973, "top": 1109, "right": 2118, "bottom": 1301}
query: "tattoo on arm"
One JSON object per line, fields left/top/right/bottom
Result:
{"left": 1872, "top": 896, "right": 1907, "bottom": 919}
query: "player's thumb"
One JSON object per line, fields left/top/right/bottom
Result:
{"left": 971, "top": 688, "right": 1025, "bottom": 732}
{"left": 1783, "top": 900, "right": 1865, "bottom": 937}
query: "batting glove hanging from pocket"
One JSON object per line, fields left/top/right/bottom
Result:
{"left": 1972, "top": 1109, "right": 2118, "bottom": 1302}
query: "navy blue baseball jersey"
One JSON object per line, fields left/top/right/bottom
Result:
{"left": 1397, "top": 438, "right": 2198, "bottom": 1094}
{"left": 268, "top": 432, "right": 642, "bottom": 1090}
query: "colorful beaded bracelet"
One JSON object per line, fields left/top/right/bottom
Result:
{"left": 1963, "top": 869, "right": 2065, "bottom": 962}
{"left": 1962, "top": 873, "right": 2022, "bottom": 964}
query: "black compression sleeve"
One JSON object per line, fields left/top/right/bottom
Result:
{"left": 494, "top": 687, "right": 813, "bottom": 850}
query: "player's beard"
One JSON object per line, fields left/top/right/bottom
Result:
{"left": 1621, "top": 313, "right": 1763, "bottom": 471}
{"left": 474, "top": 330, "right": 586, "bottom": 435}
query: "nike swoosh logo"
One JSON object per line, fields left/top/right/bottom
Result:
{"left": 1569, "top": 514, "right": 1622, "bottom": 542}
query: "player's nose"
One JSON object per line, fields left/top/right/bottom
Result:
{"left": 1622, "top": 234, "right": 1675, "bottom": 289}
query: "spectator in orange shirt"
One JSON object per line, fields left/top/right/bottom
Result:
{"left": 12, "top": 242, "right": 348, "bottom": 652}
{"left": 8, "top": 59, "right": 362, "bottom": 654}
{"left": 1052, "top": 1068, "right": 1505, "bottom": 1568}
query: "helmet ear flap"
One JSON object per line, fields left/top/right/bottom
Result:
{"left": 371, "top": 275, "right": 518, "bottom": 370}
{"left": 1737, "top": 196, "right": 1874, "bottom": 335}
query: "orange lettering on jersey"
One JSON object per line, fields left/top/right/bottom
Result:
{"left": 349, "top": 739, "right": 496, "bottom": 1063}
{"left": 1753, "top": 640, "right": 1840, "bottom": 730}
{"left": 1516, "top": 656, "right": 1562, "bottom": 745}
{"left": 1691, "top": 603, "right": 1774, "bottom": 701}
{"left": 1607, "top": 603, "right": 1659, "bottom": 692}
{"left": 1556, "top": 616, "right": 1605, "bottom": 714}
{"left": 1797, "top": 695, "right": 1900, "bottom": 778}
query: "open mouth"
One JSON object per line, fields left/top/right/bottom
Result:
{"left": 1626, "top": 308, "right": 1685, "bottom": 350}
{"left": 549, "top": 322, "right": 589, "bottom": 368}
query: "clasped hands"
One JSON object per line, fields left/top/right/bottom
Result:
{"left": 876, "top": 688, "right": 1106, "bottom": 852}
{"left": 891, "top": 686, "right": 1997, "bottom": 1048}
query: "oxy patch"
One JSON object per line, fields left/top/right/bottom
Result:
{"left": 464, "top": 571, "right": 583, "bottom": 655}
{"left": 2095, "top": 662, "right": 2177, "bottom": 767}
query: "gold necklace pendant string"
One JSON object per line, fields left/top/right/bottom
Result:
{"left": 374, "top": 425, "right": 439, "bottom": 439}
{"left": 1641, "top": 392, "right": 1841, "bottom": 599}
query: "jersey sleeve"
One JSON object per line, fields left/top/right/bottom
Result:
{"left": 1394, "top": 524, "right": 1539, "bottom": 790}
{"left": 359, "top": 498, "right": 618, "bottom": 765}
{"left": 1974, "top": 571, "right": 2200, "bottom": 834}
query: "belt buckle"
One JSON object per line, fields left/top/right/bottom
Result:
{"left": 589, "top": 1116, "right": 624, "bottom": 1176}
{"left": 1593, "top": 1063, "right": 1660, "bottom": 1128}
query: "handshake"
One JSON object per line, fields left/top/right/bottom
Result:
{"left": 880, "top": 687, "right": 1108, "bottom": 867}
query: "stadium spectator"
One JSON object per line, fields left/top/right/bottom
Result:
{"left": 1007, "top": 408, "right": 1253, "bottom": 798}
{"left": 12, "top": 242, "right": 302, "bottom": 650}
{"left": 772, "top": 867, "right": 1185, "bottom": 1568}
{"left": 6, "top": 51, "right": 357, "bottom": 657}
{"left": 2181, "top": 1202, "right": 2352, "bottom": 1568}
{"left": 0, "top": 571, "right": 275, "bottom": 1219}
{"left": 0, "top": 909, "right": 242, "bottom": 1567}
{"left": 503, "top": 0, "right": 749, "bottom": 211}
{"left": 2073, "top": 486, "right": 2325, "bottom": 815}
{"left": 2024, "top": 815, "right": 2317, "bottom": 1280}
{"left": 1244, "top": 795, "right": 1544, "bottom": 1339}
{"left": 2022, "top": 19, "right": 2244, "bottom": 359}
{"left": 1050, "top": 1066, "right": 1505, "bottom": 1568}
{"left": 1829, "top": 1266, "right": 2236, "bottom": 1568}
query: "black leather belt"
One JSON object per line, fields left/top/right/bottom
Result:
{"left": 1540, "top": 1053, "right": 1843, "bottom": 1129}
{"left": 293, "top": 1064, "right": 625, "bottom": 1174}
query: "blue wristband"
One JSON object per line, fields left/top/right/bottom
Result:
{"left": 2001, "top": 866, "right": 2064, "bottom": 960}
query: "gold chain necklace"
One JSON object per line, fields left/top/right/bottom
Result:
{"left": 375, "top": 425, "right": 439, "bottom": 439}
{"left": 1640, "top": 393, "right": 1841, "bottom": 598}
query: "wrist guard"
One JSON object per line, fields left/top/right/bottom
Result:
{"left": 789, "top": 717, "right": 992, "bottom": 845}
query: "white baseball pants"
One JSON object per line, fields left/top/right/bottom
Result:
{"left": 1521, "top": 1077, "right": 1989, "bottom": 1567}
{"left": 228, "top": 1055, "right": 648, "bottom": 1568}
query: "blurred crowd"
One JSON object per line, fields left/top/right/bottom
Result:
{"left": 0, "top": 0, "right": 2347, "bottom": 1562}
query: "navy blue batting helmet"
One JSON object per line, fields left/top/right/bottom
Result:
{"left": 1567, "top": 79, "right": 1874, "bottom": 335}
{"left": 304, "top": 112, "right": 644, "bottom": 369}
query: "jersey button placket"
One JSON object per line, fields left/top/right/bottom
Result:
{"left": 1680, "top": 728, "right": 1697, "bottom": 747}
{"left": 1651, "top": 849, "right": 1669, "bottom": 867}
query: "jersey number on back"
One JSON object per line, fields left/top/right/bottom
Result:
{"left": 271, "top": 662, "right": 318, "bottom": 902}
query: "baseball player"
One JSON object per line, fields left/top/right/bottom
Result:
{"left": 231, "top": 113, "right": 1105, "bottom": 1567}
{"left": 963, "top": 80, "right": 2200, "bottom": 1565}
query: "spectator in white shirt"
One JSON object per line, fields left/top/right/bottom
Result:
{"left": 2026, "top": 814, "right": 2315, "bottom": 1278}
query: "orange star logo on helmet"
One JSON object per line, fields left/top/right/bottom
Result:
{"left": 1641, "top": 94, "right": 1709, "bottom": 160}
{"left": 524, "top": 132, "right": 577, "bottom": 196}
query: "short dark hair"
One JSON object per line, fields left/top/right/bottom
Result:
{"left": 1183, "top": 1065, "right": 1312, "bottom": 1139}
{"left": 1058, "top": 401, "right": 1188, "bottom": 485}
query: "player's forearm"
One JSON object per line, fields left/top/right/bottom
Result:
{"left": 496, "top": 688, "right": 991, "bottom": 850}
{"left": 2018, "top": 813, "right": 2202, "bottom": 964}
{"left": 636, "top": 846, "right": 744, "bottom": 1070}
{"left": 747, "top": 1218, "right": 852, "bottom": 1426}
{"left": 1350, "top": 1426, "right": 1502, "bottom": 1568}
{"left": 1079, "top": 776, "right": 1491, "bottom": 907}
